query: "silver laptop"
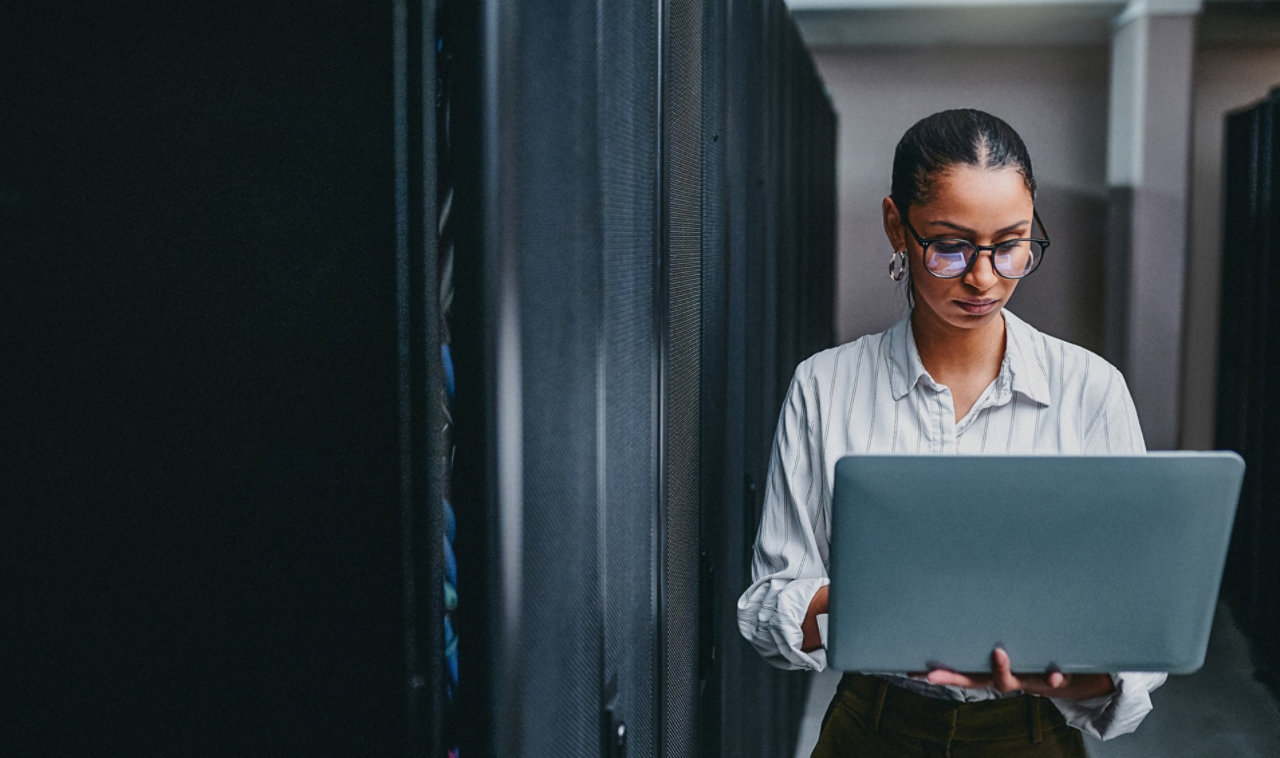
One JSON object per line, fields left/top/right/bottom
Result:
{"left": 826, "top": 452, "right": 1244, "bottom": 675}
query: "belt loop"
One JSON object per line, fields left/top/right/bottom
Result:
{"left": 1027, "top": 696, "right": 1044, "bottom": 744}
{"left": 869, "top": 679, "right": 889, "bottom": 732}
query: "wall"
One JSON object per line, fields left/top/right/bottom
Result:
{"left": 812, "top": 45, "right": 1112, "bottom": 350}
{"left": 1182, "top": 44, "right": 1280, "bottom": 449}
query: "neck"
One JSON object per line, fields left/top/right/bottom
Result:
{"left": 910, "top": 307, "right": 1007, "bottom": 382}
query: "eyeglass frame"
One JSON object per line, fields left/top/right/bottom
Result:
{"left": 900, "top": 209, "right": 1051, "bottom": 280}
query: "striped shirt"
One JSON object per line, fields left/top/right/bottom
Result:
{"left": 736, "top": 309, "right": 1165, "bottom": 740}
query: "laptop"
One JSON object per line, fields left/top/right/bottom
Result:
{"left": 826, "top": 452, "right": 1244, "bottom": 675}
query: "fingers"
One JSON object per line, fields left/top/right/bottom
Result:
{"left": 925, "top": 668, "right": 988, "bottom": 688}
{"left": 925, "top": 649, "right": 1095, "bottom": 698}
{"left": 991, "top": 646, "right": 1021, "bottom": 692}
{"left": 1045, "top": 666, "right": 1067, "bottom": 689}
{"left": 926, "top": 647, "right": 1067, "bottom": 694}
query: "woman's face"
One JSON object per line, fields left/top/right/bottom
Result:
{"left": 883, "top": 164, "right": 1035, "bottom": 334}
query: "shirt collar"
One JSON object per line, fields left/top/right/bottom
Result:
{"left": 886, "top": 309, "right": 1052, "bottom": 407}
{"left": 886, "top": 315, "right": 930, "bottom": 400}
{"left": 1000, "top": 309, "right": 1052, "bottom": 407}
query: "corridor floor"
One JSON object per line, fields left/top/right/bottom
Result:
{"left": 794, "top": 605, "right": 1280, "bottom": 757}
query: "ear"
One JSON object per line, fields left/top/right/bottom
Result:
{"left": 882, "top": 196, "right": 906, "bottom": 251}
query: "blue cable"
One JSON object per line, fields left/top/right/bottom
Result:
{"left": 444, "top": 579, "right": 457, "bottom": 612}
{"left": 443, "top": 533, "right": 457, "bottom": 587}
{"left": 444, "top": 616, "right": 459, "bottom": 685}
{"left": 444, "top": 498, "right": 456, "bottom": 543}
{"left": 442, "top": 344, "right": 455, "bottom": 399}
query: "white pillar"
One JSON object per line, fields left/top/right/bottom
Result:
{"left": 1105, "top": 0, "right": 1200, "bottom": 450}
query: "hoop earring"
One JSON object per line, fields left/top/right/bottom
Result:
{"left": 888, "top": 250, "right": 907, "bottom": 282}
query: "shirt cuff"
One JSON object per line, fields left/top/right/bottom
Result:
{"left": 1050, "top": 671, "right": 1167, "bottom": 740}
{"left": 772, "top": 576, "right": 830, "bottom": 671}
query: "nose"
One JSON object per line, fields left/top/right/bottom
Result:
{"left": 963, "top": 250, "right": 1000, "bottom": 290}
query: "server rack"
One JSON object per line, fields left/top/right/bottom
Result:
{"left": 1217, "top": 87, "right": 1280, "bottom": 695}
{"left": 10, "top": 2, "right": 443, "bottom": 755}
{"left": 443, "top": 0, "right": 837, "bottom": 755}
{"left": 9, "top": 0, "right": 835, "bottom": 754}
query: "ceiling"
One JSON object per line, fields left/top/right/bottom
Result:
{"left": 789, "top": 3, "right": 1125, "bottom": 47}
{"left": 785, "top": 1, "right": 1280, "bottom": 48}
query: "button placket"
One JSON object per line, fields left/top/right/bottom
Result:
{"left": 935, "top": 387, "right": 958, "bottom": 453}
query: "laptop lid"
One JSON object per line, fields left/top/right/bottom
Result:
{"left": 826, "top": 452, "right": 1244, "bottom": 675}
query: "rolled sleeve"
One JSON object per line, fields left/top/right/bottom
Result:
{"left": 1050, "top": 671, "right": 1167, "bottom": 740}
{"left": 737, "top": 365, "right": 832, "bottom": 671}
{"left": 737, "top": 575, "right": 830, "bottom": 670}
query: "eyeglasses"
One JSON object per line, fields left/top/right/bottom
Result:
{"left": 902, "top": 210, "right": 1050, "bottom": 279}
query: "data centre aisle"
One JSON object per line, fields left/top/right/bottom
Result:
{"left": 793, "top": 606, "right": 1280, "bottom": 757}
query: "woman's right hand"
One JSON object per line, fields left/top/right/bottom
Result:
{"left": 800, "top": 585, "right": 830, "bottom": 652}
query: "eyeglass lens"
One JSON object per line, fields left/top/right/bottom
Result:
{"left": 924, "top": 239, "right": 1043, "bottom": 278}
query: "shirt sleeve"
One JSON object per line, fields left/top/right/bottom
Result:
{"left": 1054, "top": 363, "right": 1166, "bottom": 739}
{"left": 1082, "top": 364, "right": 1147, "bottom": 455}
{"left": 736, "top": 365, "right": 831, "bottom": 671}
{"left": 1050, "top": 672, "right": 1168, "bottom": 740}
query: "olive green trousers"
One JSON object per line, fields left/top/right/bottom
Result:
{"left": 811, "top": 674, "right": 1088, "bottom": 758}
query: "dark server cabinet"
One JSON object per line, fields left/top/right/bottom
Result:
{"left": 702, "top": 3, "right": 838, "bottom": 757}
{"left": 1217, "top": 88, "right": 1280, "bottom": 694}
{"left": 6, "top": 0, "right": 833, "bottom": 753}
{"left": 445, "top": 0, "right": 835, "bottom": 755}
{"left": 6, "top": 2, "right": 444, "bottom": 757}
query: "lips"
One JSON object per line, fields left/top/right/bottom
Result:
{"left": 955, "top": 299, "right": 999, "bottom": 315}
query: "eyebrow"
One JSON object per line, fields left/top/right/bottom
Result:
{"left": 924, "top": 219, "right": 1031, "bottom": 237}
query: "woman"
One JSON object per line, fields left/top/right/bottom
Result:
{"left": 737, "top": 109, "right": 1166, "bottom": 756}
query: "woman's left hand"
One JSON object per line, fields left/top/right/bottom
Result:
{"left": 925, "top": 647, "right": 1115, "bottom": 700}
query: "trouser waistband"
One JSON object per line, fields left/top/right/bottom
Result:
{"left": 835, "top": 673, "right": 1067, "bottom": 745}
